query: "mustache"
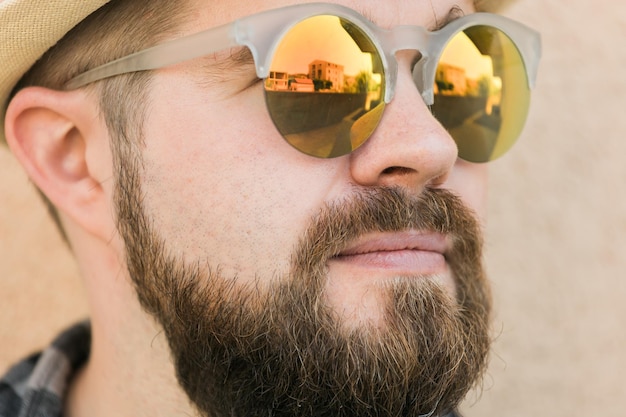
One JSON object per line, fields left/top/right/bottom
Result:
{"left": 293, "top": 186, "right": 483, "bottom": 275}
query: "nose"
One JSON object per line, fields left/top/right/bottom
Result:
{"left": 349, "top": 53, "right": 458, "bottom": 192}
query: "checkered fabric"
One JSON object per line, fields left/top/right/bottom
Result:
{"left": 0, "top": 322, "right": 90, "bottom": 417}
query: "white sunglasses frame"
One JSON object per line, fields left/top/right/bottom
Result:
{"left": 65, "top": 2, "right": 541, "bottom": 108}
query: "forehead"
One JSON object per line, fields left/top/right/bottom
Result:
{"left": 185, "top": 0, "right": 476, "bottom": 33}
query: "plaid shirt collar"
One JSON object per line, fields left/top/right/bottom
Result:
{"left": 0, "top": 321, "right": 90, "bottom": 417}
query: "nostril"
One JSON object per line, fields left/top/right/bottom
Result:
{"left": 381, "top": 166, "right": 415, "bottom": 176}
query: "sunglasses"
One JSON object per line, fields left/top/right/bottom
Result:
{"left": 66, "top": 3, "right": 541, "bottom": 162}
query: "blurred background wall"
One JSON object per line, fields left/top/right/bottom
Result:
{"left": 1, "top": 1, "right": 625, "bottom": 416}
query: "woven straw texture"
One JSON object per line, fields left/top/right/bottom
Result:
{"left": 0, "top": 0, "right": 109, "bottom": 144}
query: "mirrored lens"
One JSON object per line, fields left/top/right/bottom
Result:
{"left": 265, "top": 15, "right": 385, "bottom": 158}
{"left": 432, "top": 25, "right": 530, "bottom": 162}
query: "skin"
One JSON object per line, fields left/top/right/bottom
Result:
{"left": 5, "top": 0, "right": 488, "bottom": 416}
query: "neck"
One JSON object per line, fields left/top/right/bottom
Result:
{"left": 65, "top": 317, "right": 197, "bottom": 417}
{"left": 63, "top": 225, "right": 197, "bottom": 417}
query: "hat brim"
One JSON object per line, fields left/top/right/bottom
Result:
{"left": 0, "top": 0, "right": 110, "bottom": 145}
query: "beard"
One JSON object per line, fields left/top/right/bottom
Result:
{"left": 114, "top": 155, "right": 491, "bottom": 417}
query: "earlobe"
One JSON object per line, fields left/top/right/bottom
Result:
{"left": 5, "top": 86, "right": 114, "bottom": 241}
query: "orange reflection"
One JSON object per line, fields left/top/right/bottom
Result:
{"left": 436, "top": 31, "right": 501, "bottom": 103}
{"left": 267, "top": 15, "right": 381, "bottom": 94}
{"left": 271, "top": 15, "right": 374, "bottom": 77}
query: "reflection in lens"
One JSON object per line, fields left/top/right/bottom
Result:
{"left": 265, "top": 15, "right": 385, "bottom": 158}
{"left": 432, "top": 25, "right": 530, "bottom": 162}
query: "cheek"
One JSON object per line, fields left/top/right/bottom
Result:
{"left": 135, "top": 78, "right": 344, "bottom": 280}
{"left": 446, "top": 160, "right": 489, "bottom": 223}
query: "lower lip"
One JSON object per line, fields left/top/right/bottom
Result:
{"left": 329, "top": 250, "right": 446, "bottom": 276}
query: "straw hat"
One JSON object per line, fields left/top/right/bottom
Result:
{"left": 0, "top": 0, "right": 110, "bottom": 145}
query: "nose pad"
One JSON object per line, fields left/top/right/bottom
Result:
{"left": 348, "top": 57, "right": 458, "bottom": 191}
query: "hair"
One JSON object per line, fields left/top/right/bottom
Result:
{"left": 10, "top": 0, "right": 193, "bottom": 241}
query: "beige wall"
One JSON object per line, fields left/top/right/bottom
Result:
{"left": 1, "top": 1, "right": 625, "bottom": 416}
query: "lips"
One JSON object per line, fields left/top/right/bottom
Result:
{"left": 336, "top": 231, "right": 449, "bottom": 256}
{"left": 329, "top": 231, "right": 450, "bottom": 275}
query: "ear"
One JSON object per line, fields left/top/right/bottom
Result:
{"left": 5, "top": 86, "right": 115, "bottom": 241}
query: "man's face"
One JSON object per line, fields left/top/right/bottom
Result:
{"left": 113, "top": 0, "right": 491, "bottom": 415}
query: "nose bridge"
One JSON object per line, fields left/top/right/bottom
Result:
{"left": 378, "top": 25, "right": 430, "bottom": 103}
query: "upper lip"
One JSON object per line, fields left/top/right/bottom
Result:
{"left": 334, "top": 231, "right": 450, "bottom": 258}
